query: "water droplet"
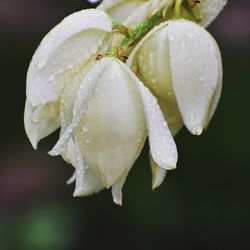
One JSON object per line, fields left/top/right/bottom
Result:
{"left": 85, "top": 138, "right": 91, "bottom": 144}
{"left": 190, "top": 114, "right": 195, "bottom": 121}
{"left": 149, "top": 52, "right": 154, "bottom": 61}
{"left": 35, "top": 62, "right": 45, "bottom": 69}
{"left": 152, "top": 78, "right": 157, "bottom": 84}
{"left": 199, "top": 75, "right": 205, "bottom": 82}
{"left": 82, "top": 124, "right": 89, "bottom": 132}
{"left": 138, "top": 55, "right": 143, "bottom": 61}
{"left": 66, "top": 64, "right": 74, "bottom": 70}
{"left": 202, "top": 82, "right": 207, "bottom": 88}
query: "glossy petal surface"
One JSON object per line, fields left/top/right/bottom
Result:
{"left": 26, "top": 9, "right": 112, "bottom": 106}
{"left": 119, "top": 62, "right": 178, "bottom": 170}
{"left": 73, "top": 58, "right": 146, "bottom": 187}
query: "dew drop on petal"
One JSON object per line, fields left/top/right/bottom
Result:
{"left": 82, "top": 124, "right": 89, "bottom": 132}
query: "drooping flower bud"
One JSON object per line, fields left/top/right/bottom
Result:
{"left": 127, "top": 20, "right": 223, "bottom": 135}
{"left": 25, "top": 9, "right": 113, "bottom": 148}
{"left": 48, "top": 57, "right": 177, "bottom": 204}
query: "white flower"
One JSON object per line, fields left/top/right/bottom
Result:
{"left": 127, "top": 19, "right": 223, "bottom": 135}
{"left": 98, "top": 0, "right": 227, "bottom": 28}
{"left": 24, "top": 9, "right": 178, "bottom": 205}
{"left": 24, "top": 9, "right": 113, "bottom": 149}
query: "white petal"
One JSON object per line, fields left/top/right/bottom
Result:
{"left": 205, "top": 39, "right": 223, "bottom": 127}
{"left": 24, "top": 100, "right": 60, "bottom": 149}
{"left": 74, "top": 167, "right": 104, "bottom": 197}
{"left": 61, "top": 138, "right": 77, "bottom": 165}
{"left": 167, "top": 20, "right": 222, "bottom": 135}
{"left": 157, "top": 97, "right": 183, "bottom": 137}
{"left": 26, "top": 9, "right": 113, "bottom": 107}
{"left": 49, "top": 58, "right": 112, "bottom": 156}
{"left": 195, "top": 0, "right": 227, "bottom": 27}
{"left": 72, "top": 139, "right": 104, "bottom": 197}
{"left": 63, "top": 138, "right": 104, "bottom": 195}
{"left": 74, "top": 58, "right": 147, "bottom": 187}
{"left": 127, "top": 22, "right": 183, "bottom": 136}
{"left": 111, "top": 169, "right": 130, "bottom": 206}
{"left": 118, "top": 61, "right": 178, "bottom": 170}
{"left": 123, "top": 0, "right": 174, "bottom": 28}
{"left": 149, "top": 152, "right": 167, "bottom": 190}
{"left": 66, "top": 171, "right": 76, "bottom": 185}
{"left": 98, "top": 0, "right": 146, "bottom": 23}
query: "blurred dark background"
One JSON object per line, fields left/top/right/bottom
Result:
{"left": 0, "top": 0, "right": 250, "bottom": 249}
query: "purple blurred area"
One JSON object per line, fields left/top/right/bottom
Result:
{"left": 0, "top": 1, "right": 250, "bottom": 249}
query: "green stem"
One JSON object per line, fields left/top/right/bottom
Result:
{"left": 121, "top": 9, "right": 163, "bottom": 49}
{"left": 102, "top": 0, "right": 201, "bottom": 60}
{"left": 111, "top": 19, "right": 129, "bottom": 36}
{"left": 174, "top": 0, "right": 183, "bottom": 20}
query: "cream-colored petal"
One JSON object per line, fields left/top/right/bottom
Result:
{"left": 195, "top": 0, "right": 227, "bottom": 27}
{"left": 98, "top": 0, "right": 147, "bottom": 23}
{"left": 124, "top": 0, "right": 174, "bottom": 28}
{"left": 157, "top": 97, "right": 183, "bottom": 136}
{"left": 64, "top": 139, "right": 103, "bottom": 195}
{"left": 111, "top": 169, "right": 130, "bottom": 206}
{"left": 167, "top": 20, "right": 222, "bottom": 135}
{"left": 49, "top": 58, "right": 111, "bottom": 156}
{"left": 128, "top": 20, "right": 222, "bottom": 135}
{"left": 26, "top": 9, "right": 112, "bottom": 107}
{"left": 119, "top": 62, "right": 178, "bottom": 170}
{"left": 127, "top": 22, "right": 183, "bottom": 136}
{"left": 149, "top": 152, "right": 167, "bottom": 190}
{"left": 66, "top": 171, "right": 76, "bottom": 185}
{"left": 205, "top": 38, "right": 223, "bottom": 127}
{"left": 61, "top": 138, "right": 77, "bottom": 165}
{"left": 24, "top": 100, "right": 60, "bottom": 149}
{"left": 75, "top": 58, "right": 147, "bottom": 187}
{"left": 74, "top": 167, "right": 104, "bottom": 197}
{"left": 72, "top": 139, "right": 103, "bottom": 197}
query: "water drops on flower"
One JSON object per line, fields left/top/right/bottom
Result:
{"left": 24, "top": 0, "right": 227, "bottom": 205}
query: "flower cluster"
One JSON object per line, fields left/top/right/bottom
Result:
{"left": 24, "top": 0, "right": 227, "bottom": 205}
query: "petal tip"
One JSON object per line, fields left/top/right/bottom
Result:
{"left": 191, "top": 126, "right": 203, "bottom": 136}
{"left": 152, "top": 183, "right": 159, "bottom": 191}
{"left": 31, "top": 141, "right": 38, "bottom": 150}
{"left": 166, "top": 164, "right": 176, "bottom": 171}
{"left": 73, "top": 188, "right": 83, "bottom": 197}
{"left": 48, "top": 149, "right": 58, "bottom": 156}
{"left": 113, "top": 197, "right": 123, "bottom": 206}
{"left": 160, "top": 163, "right": 176, "bottom": 171}
{"left": 27, "top": 135, "right": 38, "bottom": 150}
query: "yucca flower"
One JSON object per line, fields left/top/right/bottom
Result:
{"left": 127, "top": 19, "right": 222, "bottom": 135}
{"left": 24, "top": 9, "right": 177, "bottom": 205}
{"left": 98, "top": 0, "right": 226, "bottom": 182}
{"left": 24, "top": 0, "right": 227, "bottom": 205}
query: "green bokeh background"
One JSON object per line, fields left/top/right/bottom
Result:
{"left": 0, "top": 0, "right": 250, "bottom": 249}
